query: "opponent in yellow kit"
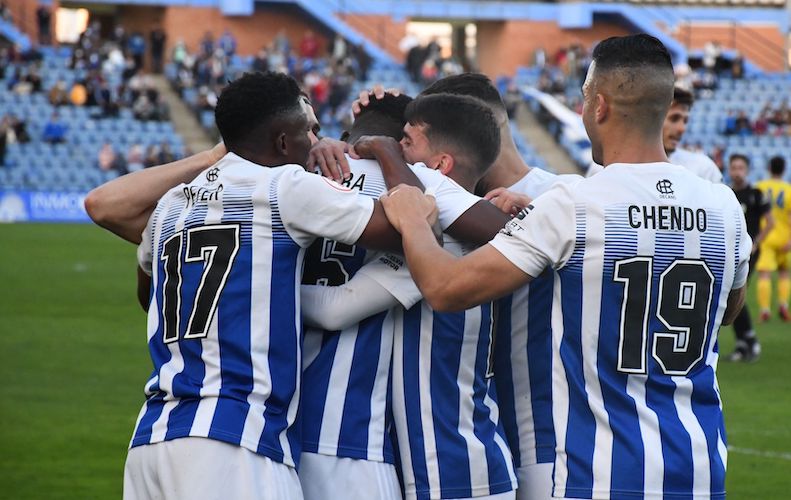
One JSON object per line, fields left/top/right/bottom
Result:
{"left": 755, "top": 157, "right": 791, "bottom": 322}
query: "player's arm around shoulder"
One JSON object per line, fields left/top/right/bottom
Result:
{"left": 85, "top": 144, "right": 226, "bottom": 244}
{"left": 276, "top": 164, "right": 402, "bottom": 252}
{"left": 380, "top": 184, "right": 535, "bottom": 311}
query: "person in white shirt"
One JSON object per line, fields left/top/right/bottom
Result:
{"left": 663, "top": 86, "right": 723, "bottom": 183}
{"left": 378, "top": 34, "right": 749, "bottom": 500}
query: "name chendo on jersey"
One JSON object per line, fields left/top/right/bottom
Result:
{"left": 627, "top": 205, "right": 708, "bottom": 232}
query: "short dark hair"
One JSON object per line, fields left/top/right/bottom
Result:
{"left": 769, "top": 155, "right": 786, "bottom": 176}
{"left": 420, "top": 73, "right": 506, "bottom": 113}
{"left": 592, "top": 34, "right": 673, "bottom": 73}
{"left": 405, "top": 93, "right": 501, "bottom": 175}
{"left": 349, "top": 93, "right": 414, "bottom": 142}
{"left": 590, "top": 35, "right": 674, "bottom": 135}
{"left": 215, "top": 71, "right": 303, "bottom": 150}
{"left": 673, "top": 87, "right": 694, "bottom": 109}
{"left": 729, "top": 153, "right": 750, "bottom": 167}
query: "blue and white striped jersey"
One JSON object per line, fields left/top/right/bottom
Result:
{"left": 391, "top": 234, "right": 517, "bottom": 500}
{"left": 133, "top": 153, "right": 375, "bottom": 467}
{"left": 494, "top": 168, "right": 582, "bottom": 468}
{"left": 300, "top": 157, "right": 480, "bottom": 464}
{"left": 491, "top": 163, "right": 750, "bottom": 500}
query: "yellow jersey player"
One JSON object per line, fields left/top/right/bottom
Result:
{"left": 755, "top": 156, "right": 791, "bottom": 322}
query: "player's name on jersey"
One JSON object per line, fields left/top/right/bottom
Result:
{"left": 183, "top": 184, "right": 224, "bottom": 206}
{"left": 337, "top": 171, "right": 367, "bottom": 191}
{"left": 627, "top": 204, "right": 708, "bottom": 232}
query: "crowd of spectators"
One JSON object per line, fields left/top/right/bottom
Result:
{"left": 722, "top": 102, "right": 791, "bottom": 136}
{"left": 96, "top": 139, "right": 176, "bottom": 175}
{"left": 531, "top": 43, "right": 592, "bottom": 111}
{"left": 0, "top": 18, "right": 179, "bottom": 171}
{"left": 170, "top": 29, "right": 372, "bottom": 130}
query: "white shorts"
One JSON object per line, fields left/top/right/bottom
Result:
{"left": 124, "top": 437, "right": 303, "bottom": 500}
{"left": 515, "top": 463, "right": 553, "bottom": 500}
{"left": 298, "top": 452, "right": 402, "bottom": 500}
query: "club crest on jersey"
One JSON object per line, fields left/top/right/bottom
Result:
{"left": 206, "top": 167, "right": 220, "bottom": 182}
{"left": 321, "top": 176, "right": 353, "bottom": 192}
{"left": 656, "top": 179, "right": 675, "bottom": 199}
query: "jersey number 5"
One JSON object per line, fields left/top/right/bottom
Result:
{"left": 160, "top": 224, "right": 241, "bottom": 343}
{"left": 614, "top": 257, "right": 714, "bottom": 376}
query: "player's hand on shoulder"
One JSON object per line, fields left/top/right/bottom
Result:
{"left": 350, "top": 135, "right": 400, "bottom": 161}
{"left": 351, "top": 86, "right": 402, "bottom": 116}
{"left": 308, "top": 137, "right": 351, "bottom": 182}
{"left": 380, "top": 184, "right": 438, "bottom": 234}
{"left": 484, "top": 187, "right": 531, "bottom": 217}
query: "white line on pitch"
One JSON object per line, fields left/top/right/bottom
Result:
{"left": 728, "top": 446, "right": 791, "bottom": 461}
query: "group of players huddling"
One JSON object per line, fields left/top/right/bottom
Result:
{"left": 87, "top": 34, "right": 770, "bottom": 500}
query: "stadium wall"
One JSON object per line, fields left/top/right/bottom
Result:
{"left": 118, "top": 4, "right": 331, "bottom": 61}
{"left": 673, "top": 22, "right": 785, "bottom": 72}
{"left": 341, "top": 13, "right": 405, "bottom": 60}
{"left": 476, "top": 19, "right": 630, "bottom": 77}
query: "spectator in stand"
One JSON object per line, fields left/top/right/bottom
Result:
{"left": 735, "top": 111, "right": 753, "bottom": 136}
{"left": 144, "top": 144, "right": 160, "bottom": 168}
{"left": 300, "top": 30, "right": 320, "bottom": 59}
{"left": 94, "top": 80, "right": 119, "bottom": 118}
{"left": 36, "top": 5, "right": 51, "bottom": 45}
{"left": 732, "top": 51, "right": 744, "bottom": 79}
{"left": 218, "top": 29, "right": 237, "bottom": 58}
{"left": 172, "top": 39, "right": 188, "bottom": 67}
{"left": 126, "top": 143, "right": 145, "bottom": 172}
{"left": 128, "top": 32, "right": 146, "bottom": 72}
{"left": 252, "top": 47, "right": 269, "bottom": 72}
{"left": 754, "top": 108, "right": 769, "bottom": 135}
{"left": 70, "top": 80, "right": 88, "bottom": 106}
{"left": 200, "top": 31, "right": 215, "bottom": 58}
{"left": 133, "top": 94, "right": 155, "bottom": 121}
{"left": 150, "top": 27, "right": 166, "bottom": 74}
{"left": 97, "top": 142, "right": 127, "bottom": 174}
{"left": 24, "top": 67, "right": 43, "bottom": 93}
{"left": 158, "top": 141, "right": 175, "bottom": 164}
{"left": 0, "top": 2, "right": 12, "bottom": 22}
{"left": 725, "top": 110, "right": 738, "bottom": 135}
{"left": 332, "top": 34, "right": 347, "bottom": 62}
{"left": 274, "top": 29, "right": 290, "bottom": 54}
{"left": 48, "top": 80, "right": 69, "bottom": 106}
{"left": 210, "top": 49, "right": 227, "bottom": 86}
{"left": 9, "top": 114, "right": 29, "bottom": 143}
{"left": 42, "top": 112, "right": 67, "bottom": 144}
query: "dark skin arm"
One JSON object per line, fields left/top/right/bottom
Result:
{"left": 721, "top": 286, "right": 746, "bottom": 326}
{"left": 351, "top": 136, "right": 426, "bottom": 253}
{"left": 137, "top": 267, "right": 151, "bottom": 311}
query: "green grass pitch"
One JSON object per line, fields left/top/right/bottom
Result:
{"left": 0, "top": 224, "right": 789, "bottom": 498}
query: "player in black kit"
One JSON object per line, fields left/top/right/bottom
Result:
{"left": 726, "top": 154, "right": 774, "bottom": 362}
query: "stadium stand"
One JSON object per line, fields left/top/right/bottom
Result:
{"left": 166, "top": 48, "right": 550, "bottom": 171}
{"left": 0, "top": 44, "right": 185, "bottom": 192}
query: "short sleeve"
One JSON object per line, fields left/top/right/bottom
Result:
{"left": 356, "top": 252, "right": 423, "bottom": 309}
{"left": 277, "top": 166, "right": 375, "bottom": 247}
{"left": 410, "top": 164, "right": 480, "bottom": 229}
{"left": 488, "top": 183, "right": 577, "bottom": 277}
{"left": 136, "top": 209, "right": 156, "bottom": 276}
